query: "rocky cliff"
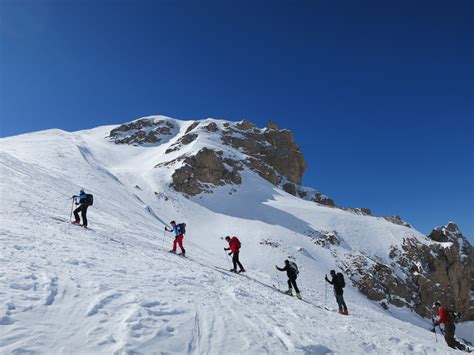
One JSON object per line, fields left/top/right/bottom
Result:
{"left": 340, "top": 222, "right": 473, "bottom": 321}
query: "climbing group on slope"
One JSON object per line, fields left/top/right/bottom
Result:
{"left": 68, "top": 188, "right": 470, "bottom": 351}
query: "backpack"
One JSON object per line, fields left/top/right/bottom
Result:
{"left": 233, "top": 237, "right": 241, "bottom": 249}
{"left": 85, "top": 194, "right": 94, "bottom": 206}
{"left": 288, "top": 261, "right": 299, "bottom": 276}
{"left": 177, "top": 223, "right": 186, "bottom": 235}
{"left": 336, "top": 272, "right": 345, "bottom": 288}
{"left": 447, "top": 309, "right": 461, "bottom": 324}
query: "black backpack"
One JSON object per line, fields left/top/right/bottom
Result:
{"left": 289, "top": 261, "right": 299, "bottom": 276}
{"left": 447, "top": 309, "right": 461, "bottom": 324}
{"left": 178, "top": 223, "right": 186, "bottom": 234}
{"left": 336, "top": 272, "right": 345, "bottom": 288}
{"left": 85, "top": 194, "right": 94, "bottom": 206}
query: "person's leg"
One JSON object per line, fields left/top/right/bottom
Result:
{"left": 172, "top": 237, "right": 177, "bottom": 252}
{"left": 232, "top": 253, "right": 238, "bottom": 271}
{"left": 81, "top": 206, "right": 88, "bottom": 226}
{"left": 177, "top": 235, "right": 185, "bottom": 254}
{"left": 291, "top": 279, "right": 300, "bottom": 294}
{"left": 444, "top": 324, "right": 456, "bottom": 349}
{"left": 335, "top": 293, "right": 344, "bottom": 312}
{"left": 235, "top": 252, "right": 244, "bottom": 271}
{"left": 287, "top": 279, "right": 293, "bottom": 294}
{"left": 340, "top": 293, "right": 348, "bottom": 313}
{"left": 73, "top": 206, "right": 81, "bottom": 223}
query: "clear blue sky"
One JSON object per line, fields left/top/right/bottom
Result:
{"left": 1, "top": 0, "right": 473, "bottom": 239}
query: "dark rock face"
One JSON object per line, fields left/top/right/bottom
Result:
{"left": 166, "top": 120, "right": 307, "bottom": 197}
{"left": 383, "top": 215, "right": 411, "bottom": 228}
{"left": 221, "top": 122, "right": 306, "bottom": 185}
{"left": 206, "top": 122, "right": 218, "bottom": 132}
{"left": 344, "top": 223, "right": 473, "bottom": 321}
{"left": 170, "top": 148, "right": 242, "bottom": 196}
{"left": 185, "top": 121, "right": 200, "bottom": 134}
{"left": 165, "top": 133, "right": 198, "bottom": 154}
{"left": 109, "top": 119, "right": 175, "bottom": 145}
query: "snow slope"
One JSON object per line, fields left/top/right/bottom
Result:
{"left": 0, "top": 117, "right": 464, "bottom": 354}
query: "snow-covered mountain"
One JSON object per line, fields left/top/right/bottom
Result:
{"left": 0, "top": 115, "right": 472, "bottom": 354}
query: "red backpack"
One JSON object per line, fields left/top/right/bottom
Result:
{"left": 233, "top": 237, "right": 241, "bottom": 249}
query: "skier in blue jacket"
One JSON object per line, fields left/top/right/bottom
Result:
{"left": 72, "top": 189, "right": 89, "bottom": 227}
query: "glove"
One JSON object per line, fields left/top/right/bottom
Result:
{"left": 429, "top": 327, "right": 435, "bottom": 333}
{"left": 228, "top": 252, "right": 232, "bottom": 256}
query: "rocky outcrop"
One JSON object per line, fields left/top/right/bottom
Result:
{"left": 166, "top": 119, "right": 309, "bottom": 197}
{"left": 341, "top": 207, "right": 372, "bottom": 216}
{"left": 383, "top": 215, "right": 411, "bottom": 228}
{"left": 165, "top": 133, "right": 198, "bottom": 154}
{"left": 109, "top": 118, "right": 175, "bottom": 145}
{"left": 343, "top": 223, "right": 473, "bottom": 321}
{"left": 170, "top": 148, "right": 242, "bottom": 196}
{"left": 221, "top": 121, "right": 306, "bottom": 185}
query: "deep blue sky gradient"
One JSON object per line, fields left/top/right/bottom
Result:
{"left": 1, "top": 0, "right": 473, "bottom": 238}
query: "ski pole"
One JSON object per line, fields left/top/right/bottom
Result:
{"left": 69, "top": 198, "right": 74, "bottom": 222}
{"left": 162, "top": 229, "right": 166, "bottom": 251}
{"left": 224, "top": 250, "right": 232, "bottom": 269}
{"left": 325, "top": 279, "right": 328, "bottom": 307}
{"left": 431, "top": 318, "right": 437, "bottom": 343}
{"left": 275, "top": 267, "right": 280, "bottom": 290}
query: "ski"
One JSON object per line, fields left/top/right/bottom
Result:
{"left": 70, "top": 222, "right": 93, "bottom": 230}
{"left": 168, "top": 251, "right": 186, "bottom": 258}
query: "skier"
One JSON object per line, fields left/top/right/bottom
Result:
{"left": 276, "top": 260, "right": 301, "bottom": 299}
{"left": 72, "top": 189, "right": 91, "bottom": 228}
{"left": 325, "top": 270, "right": 348, "bottom": 315}
{"left": 165, "top": 221, "right": 186, "bottom": 256}
{"left": 432, "top": 301, "right": 464, "bottom": 350}
{"left": 224, "top": 236, "right": 245, "bottom": 273}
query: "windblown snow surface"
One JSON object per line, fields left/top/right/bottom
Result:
{"left": 0, "top": 116, "right": 470, "bottom": 354}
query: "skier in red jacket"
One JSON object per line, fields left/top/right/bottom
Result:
{"left": 224, "top": 236, "right": 245, "bottom": 273}
{"left": 433, "top": 301, "right": 463, "bottom": 350}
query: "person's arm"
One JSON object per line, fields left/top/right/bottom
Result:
{"left": 275, "top": 265, "right": 285, "bottom": 271}
{"left": 325, "top": 275, "right": 334, "bottom": 284}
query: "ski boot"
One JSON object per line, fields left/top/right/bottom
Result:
{"left": 296, "top": 293, "right": 302, "bottom": 300}
{"left": 342, "top": 309, "right": 349, "bottom": 315}
{"left": 238, "top": 269, "right": 246, "bottom": 273}
{"left": 285, "top": 289, "right": 293, "bottom": 296}
{"left": 230, "top": 269, "right": 237, "bottom": 273}
{"left": 71, "top": 220, "right": 80, "bottom": 225}
{"left": 169, "top": 250, "right": 176, "bottom": 254}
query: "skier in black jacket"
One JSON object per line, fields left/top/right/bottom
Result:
{"left": 276, "top": 260, "right": 301, "bottom": 299}
{"left": 325, "top": 269, "right": 348, "bottom": 315}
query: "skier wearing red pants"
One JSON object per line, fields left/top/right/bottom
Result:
{"left": 165, "top": 221, "right": 186, "bottom": 256}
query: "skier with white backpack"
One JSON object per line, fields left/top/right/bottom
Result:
{"left": 325, "top": 269, "right": 348, "bottom": 315}
{"left": 276, "top": 260, "right": 301, "bottom": 299}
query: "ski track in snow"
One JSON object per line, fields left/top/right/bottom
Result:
{"left": 0, "top": 121, "right": 465, "bottom": 354}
